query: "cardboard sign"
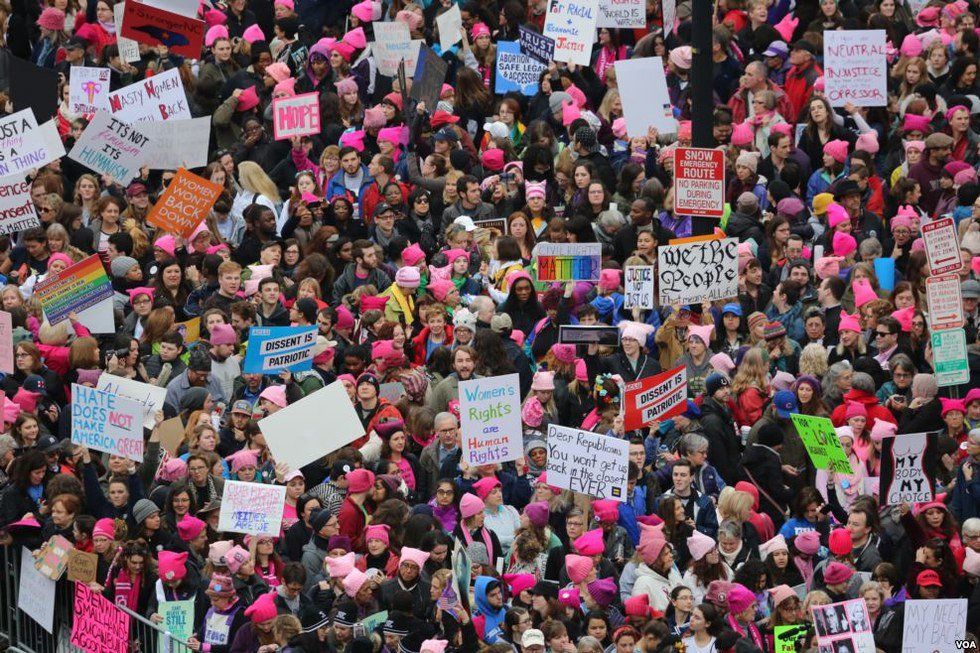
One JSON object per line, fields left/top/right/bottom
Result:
{"left": 72, "top": 582, "right": 130, "bottom": 653}
{"left": 259, "top": 380, "right": 365, "bottom": 470}
{"left": 495, "top": 41, "right": 546, "bottom": 96}
{"left": 35, "top": 254, "right": 113, "bottom": 326}
{"left": 157, "top": 417, "right": 186, "bottom": 455}
{"left": 547, "top": 424, "right": 630, "bottom": 501}
{"left": 72, "top": 383, "right": 145, "bottom": 462}
{"left": 543, "top": 0, "right": 599, "bottom": 66}
{"left": 673, "top": 148, "right": 726, "bottom": 217}
{"left": 147, "top": 167, "right": 223, "bottom": 238}
{"left": 810, "top": 599, "right": 875, "bottom": 652}
{"left": 96, "top": 375, "right": 168, "bottom": 430}
{"left": 67, "top": 549, "right": 99, "bottom": 584}
{"left": 879, "top": 432, "right": 936, "bottom": 505}
{"left": 597, "top": 0, "right": 645, "bottom": 27}
{"left": 272, "top": 93, "right": 321, "bottom": 140}
{"left": 614, "top": 57, "right": 676, "bottom": 136}
{"left": 925, "top": 274, "right": 964, "bottom": 331}
{"left": 140, "top": 117, "right": 211, "bottom": 169}
{"left": 69, "top": 112, "right": 151, "bottom": 186}
{"left": 623, "top": 266, "right": 655, "bottom": 310}
{"left": 459, "top": 374, "right": 523, "bottom": 466}
{"left": 790, "top": 414, "right": 853, "bottom": 474}
{"left": 157, "top": 599, "right": 196, "bottom": 651}
{"left": 35, "top": 535, "right": 72, "bottom": 580}
{"left": 536, "top": 243, "right": 601, "bottom": 282}
{"left": 0, "top": 311, "right": 12, "bottom": 374}
{"left": 623, "top": 365, "right": 687, "bottom": 431}
{"left": 558, "top": 325, "right": 621, "bottom": 346}
{"left": 114, "top": 2, "right": 142, "bottom": 63}
{"left": 243, "top": 326, "right": 318, "bottom": 374}
{"left": 107, "top": 68, "right": 191, "bottom": 123}
{"left": 69, "top": 67, "right": 112, "bottom": 114}
{"left": 657, "top": 237, "right": 738, "bottom": 305}
{"left": 19, "top": 546, "right": 56, "bottom": 633}
{"left": 0, "top": 175, "right": 40, "bottom": 235}
{"left": 922, "top": 217, "right": 963, "bottom": 276}
{"left": 903, "top": 599, "right": 967, "bottom": 653}
{"left": 218, "top": 480, "right": 287, "bottom": 536}
{"left": 823, "top": 30, "right": 887, "bottom": 107}
{"left": 121, "top": 0, "right": 204, "bottom": 58}
{"left": 436, "top": 3, "right": 462, "bottom": 52}
{"left": 411, "top": 45, "right": 449, "bottom": 111}
{"left": 373, "top": 21, "right": 415, "bottom": 77}
{"left": 519, "top": 25, "right": 554, "bottom": 64}
{"left": 932, "top": 328, "right": 970, "bottom": 387}
{"left": 0, "top": 108, "right": 59, "bottom": 177}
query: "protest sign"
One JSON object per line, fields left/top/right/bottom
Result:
{"left": 360, "top": 610, "right": 389, "bottom": 635}
{"left": 673, "top": 148, "right": 726, "bottom": 217}
{"left": 107, "top": 68, "right": 191, "bottom": 123}
{"left": 773, "top": 626, "right": 806, "bottom": 653}
{"left": 810, "top": 599, "right": 874, "bottom": 652}
{"left": 657, "top": 237, "right": 738, "bottom": 304}
{"left": 931, "top": 328, "right": 970, "bottom": 387}
{"left": 35, "top": 535, "right": 72, "bottom": 580}
{"left": 147, "top": 167, "right": 224, "bottom": 238}
{"left": 879, "top": 432, "right": 936, "bottom": 505}
{"left": 597, "top": 0, "right": 645, "bottom": 27}
{"left": 459, "top": 374, "right": 522, "bottom": 466}
{"left": 218, "top": 480, "right": 288, "bottom": 536}
{"left": 273, "top": 93, "right": 321, "bottom": 140}
{"left": 547, "top": 424, "right": 630, "bottom": 500}
{"left": 69, "top": 67, "right": 112, "bottom": 114}
{"left": 142, "top": 0, "right": 198, "bottom": 17}
{"left": 158, "top": 417, "right": 186, "bottom": 455}
{"left": 35, "top": 254, "right": 113, "bottom": 326}
{"left": 114, "top": 2, "right": 141, "bottom": 62}
{"left": 0, "top": 311, "right": 12, "bottom": 374}
{"left": 174, "top": 317, "right": 200, "bottom": 345}
{"left": 259, "top": 380, "right": 365, "bottom": 470}
{"left": 0, "top": 108, "right": 59, "bottom": 177}
{"left": 67, "top": 549, "right": 99, "bottom": 584}
{"left": 663, "top": 0, "right": 676, "bottom": 35}
{"left": 69, "top": 112, "right": 151, "bottom": 186}
{"left": 243, "top": 326, "right": 318, "bottom": 374}
{"left": 72, "top": 383, "right": 145, "bottom": 462}
{"left": 121, "top": 0, "right": 204, "bottom": 57}
{"left": 623, "top": 366, "right": 687, "bottom": 431}
{"left": 412, "top": 45, "right": 449, "bottom": 111}
{"left": 374, "top": 21, "right": 415, "bottom": 76}
{"left": 623, "top": 265, "right": 655, "bottom": 310}
{"left": 436, "top": 4, "right": 462, "bottom": 51}
{"left": 519, "top": 25, "right": 554, "bottom": 64}
{"left": 10, "top": 56, "right": 58, "bottom": 123}
{"left": 615, "top": 57, "right": 676, "bottom": 136}
{"left": 72, "top": 582, "right": 130, "bottom": 653}
{"left": 873, "top": 257, "right": 895, "bottom": 291}
{"left": 558, "top": 325, "right": 621, "bottom": 346}
{"left": 97, "top": 374, "right": 168, "bottom": 429}
{"left": 0, "top": 175, "right": 40, "bottom": 235}
{"left": 536, "top": 243, "right": 601, "bottom": 282}
{"left": 495, "top": 41, "right": 546, "bottom": 96}
{"left": 140, "top": 117, "right": 211, "bottom": 169}
{"left": 543, "top": 0, "right": 598, "bottom": 66}
{"left": 791, "top": 414, "right": 853, "bottom": 474}
{"left": 157, "top": 599, "right": 196, "bottom": 650}
{"left": 823, "top": 30, "right": 887, "bottom": 107}
{"left": 903, "top": 599, "right": 967, "bottom": 653}
{"left": 19, "top": 547, "right": 56, "bottom": 633}
{"left": 926, "top": 274, "right": 964, "bottom": 331}
{"left": 922, "top": 217, "right": 963, "bottom": 276}
{"left": 379, "top": 382, "right": 406, "bottom": 404}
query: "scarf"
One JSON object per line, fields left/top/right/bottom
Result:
{"left": 428, "top": 499, "right": 458, "bottom": 532}
{"left": 390, "top": 284, "right": 416, "bottom": 325}
{"left": 794, "top": 554, "right": 815, "bottom": 590}
{"left": 461, "top": 525, "right": 495, "bottom": 565}
{"left": 726, "top": 613, "right": 764, "bottom": 651}
{"left": 114, "top": 569, "right": 142, "bottom": 609}
{"left": 99, "top": 18, "right": 116, "bottom": 34}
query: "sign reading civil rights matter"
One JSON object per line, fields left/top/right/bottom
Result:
{"left": 879, "top": 432, "right": 937, "bottom": 506}
{"left": 0, "top": 176, "right": 40, "bottom": 235}
{"left": 657, "top": 237, "right": 738, "bottom": 305}
{"left": 547, "top": 424, "right": 629, "bottom": 500}
{"left": 823, "top": 30, "right": 887, "bottom": 107}
{"left": 69, "top": 66, "right": 111, "bottom": 114}
{"left": 107, "top": 68, "right": 191, "bottom": 123}
{"left": 35, "top": 254, "right": 113, "bottom": 326}
{"left": 623, "top": 366, "right": 687, "bottom": 431}
{"left": 673, "top": 148, "right": 725, "bottom": 217}
{"left": 68, "top": 112, "right": 151, "bottom": 186}
{"left": 147, "top": 167, "right": 223, "bottom": 238}
{"left": 243, "top": 326, "right": 318, "bottom": 374}
{"left": 922, "top": 217, "right": 963, "bottom": 276}
{"left": 459, "top": 374, "right": 522, "bottom": 466}
{"left": 218, "top": 480, "right": 287, "bottom": 536}
{"left": 71, "top": 383, "right": 145, "bottom": 462}
{"left": 543, "top": 0, "right": 598, "bottom": 66}
{"left": 272, "top": 93, "right": 321, "bottom": 140}
{"left": 535, "top": 242, "right": 601, "bottom": 282}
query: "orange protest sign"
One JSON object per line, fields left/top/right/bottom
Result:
{"left": 147, "top": 168, "right": 222, "bottom": 239}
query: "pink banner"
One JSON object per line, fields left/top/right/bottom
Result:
{"left": 71, "top": 582, "right": 129, "bottom": 653}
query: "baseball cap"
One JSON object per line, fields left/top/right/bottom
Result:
{"left": 962, "top": 279, "right": 980, "bottom": 299}
{"left": 522, "top": 630, "right": 546, "bottom": 648}
{"left": 37, "top": 434, "right": 62, "bottom": 453}
{"left": 916, "top": 569, "right": 943, "bottom": 587}
{"left": 65, "top": 35, "right": 87, "bottom": 50}
{"left": 433, "top": 127, "right": 459, "bottom": 142}
{"left": 763, "top": 41, "right": 789, "bottom": 58}
{"left": 773, "top": 390, "right": 799, "bottom": 418}
{"left": 453, "top": 215, "right": 477, "bottom": 232}
{"left": 791, "top": 39, "right": 816, "bottom": 55}
{"left": 231, "top": 400, "right": 252, "bottom": 415}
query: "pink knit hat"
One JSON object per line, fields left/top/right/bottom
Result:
{"left": 399, "top": 547, "right": 430, "bottom": 568}
{"left": 427, "top": 279, "right": 456, "bottom": 302}
{"left": 47, "top": 252, "right": 73, "bottom": 270}
{"left": 339, "top": 129, "right": 366, "bottom": 151}
{"left": 93, "top": 518, "right": 115, "bottom": 540}
{"left": 551, "top": 343, "right": 576, "bottom": 364}
{"left": 223, "top": 546, "right": 250, "bottom": 574}
{"left": 826, "top": 202, "right": 850, "bottom": 228}
{"left": 472, "top": 476, "right": 502, "bottom": 500}
{"left": 363, "top": 106, "right": 387, "bottom": 129}
{"left": 204, "top": 8, "right": 226, "bottom": 25}
{"left": 365, "top": 524, "right": 391, "bottom": 546}
{"left": 855, "top": 131, "right": 879, "bottom": 154}
{"left": 246, "top": 593, "right": 279, "bottom": 623}
{"left": 870, "top": 418, "right": 898, "bottom": 442}
{"left": 824, "top": 562, "right": 854, "bottom": 585}
{"left": 727, "top": 583, "right": 756, "bottom": 614}
{"left": 708, "top": 352, "right": 736, "bottom": 375}
{"left": 470, "top": 22, "right": 491, "bottom": 38}
{"left": 259, "top": 384, "right": 287, "bottom": 408}
{"left": 236, "top": 85, "right": 260, "bottom": 112}
{"left": 814, "top": 256, "right": 844, "bottom": 280}
{"left": 562, "top": 101, "right": 582, "bottom": 126}
{"left": 687, "top": 531, "right": 716, "bottom": 561}
{"left": 574, "top": 529, "right": 606, "bottom": 555}
{"left": 326, "top": 552, "right": 355, "bottom": 577}
{"left": 612, "top": 117, "right": 627, "bottom": 140}
{"left": 687, "top": 323, "right": 714, "bottom": 346}
{"left": 402, "top": 243, "right": 425, "bottom": 266}
{"left": 36, "top": 7, "right": 65, "bottom": 30}
{"left": 833, "top": 231, "right": 858, "bottom": 258}
{"left": 730, "top": 121, "right": 754, "bottom": 147}
{"left": 274, "top": 78, "right": 296, "bottom": 98}
{"left": 598, "top": 268, "right": 622, "bottom": 292}
{"left": 459, "top": 493, "right": 485, "bottom": 518}
{"left": 823, "top": 139, "right": 849, "bottom": 164}
{"left": 774, "top": 13, "right": 797, "bottom": 41}
{"left": 242, "top": 24, "right": 265, "bottom": 43}
{"left": 769, "top": 584, "right": 797, "bottom": 609}
{"left": 966, "top": 547, "right": 980, "bottom": 577}
{"left": 157, "top": 457, "right": 187, "bottom": 482}
{"left": 158, "top": 551, "right": 188, "bottom": 581}
{"left": 154, "top": 235, "right": 177, "bottom": 257}
{"left": 226, "top": 448, "right": 259, "bottom": 473}
{"left": 565, "top": 554, "right": 594, "bottom": 584}
{"left": 525, "top": 180, "right": 546, "bottom": 201}
{"left": 852, "top": 278, "right": 877, "bottom": 308}
{"left": 343, "top": 568, "right": 370, "bottom": 597}
{"left": 205, "top": 24, "right": 229, "bottom": 46}
{"left": 794, "top": 529, "right": 820, "bottom": 555}
{"left": 558, "top": 587, "right": 581, "bottom": 607}
{"left": 531, "top": 370, "right": 555, "bottom": 391}
{"left": 265, "top": 62, "right": 291, "bottom": 83}
{"left": 523, "top": 501, "right": 550, "bottom": 528}
{"left": 592, "top": 500, "right": 619, "bottom": 523}
{"left": 177, "top": 515, "right": 206, "bottom": 541}
{"left": 503, "top": 573, "right": 537, "bottom": 597}
{"left": 759, "top": 534, "right": 788, "bottom": 560}
{"left": 351, "top": 0, "right": 382, "bottom": 22}
{"left": 838, "top": 311, "right": 862, "bottom": 333}
{"left": 900, "top": 33, "right": 923, "bottom": 57}
{"left": 638, "top": 530, "right": 668, "bottom": 565}
{"left": 521, "top": 397, "right": 544, "bottom": 427}
{"left": 892, "top": 306, "right": 915, "bottom": 332}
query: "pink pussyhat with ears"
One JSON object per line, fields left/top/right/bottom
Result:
{"left": 274, "top": 78, "right": 296, "bottom": 98}
{"left": 565, "top": 554, "right": 594, "bottom": 584}
{"left": 730, "top": 121, "right": 754, "bottom": 147}
{"left": 833, "top": 231, "right": 857, "bottom": 258}
{"left": 774, "top": 14, "right": 797, "bottom": 42}
{"left": 815, "top": 256, "right": 844, "bottom": 280}
{"left": 562, "top": 101, "right": 581, "bottom": 126}
{"left": 242, "top": 24, "right": 265, "bottom": 43}
{"left": 838, "top": 312, "right": 862, "bottom": 333}
{"left": 855, "top": 131, "right": 879, "bottom": 154}
{"left": 340, "top": 130, "right": 366, "bottom": 152}
{"left": 852, "top": 278, "right": 878, "bottom": 308}
{"left": 870, "top": 418, "right": 897, "bottom": 442}
{"left": 205, "top": 24, "right": 229, "bottom": 47}
{"left": 892, "top": 306, "right": 915, "bottom": 332}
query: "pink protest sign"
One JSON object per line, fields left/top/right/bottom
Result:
{"left": 0, "top": 310, "right": 12, "bottom": 374}
{"left": 71, "top": 582, "right": 129, "bottom": 653}
{"left": 272, "top": 93, "right": 320, "bottom": 140}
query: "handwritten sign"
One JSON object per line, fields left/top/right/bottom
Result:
{"left": 903, "top": 599, "right": 967, "bottom": 653}
{"left": 536, "top": 242, "right": 601, "bottom": 282}
{"left": 495, "top": 41, "right": 545, "bottom": 96}
{"left": 810, "top": 599, "right": 874, "bottom": 652}
{"left": 879, "top": 432, "right": 936, "bottom": 505}
{"left": 673, "top": 148, "right": 726, "bottom": 217}
{"left": 19, "top": 547, "right": 56, "bottom": 633}
{"left": 547, "top": 424, "right": 629, "bottom": 501}
{"left": 140, "top": 117, "right": 211, "bottom": 170}
{"left": 932, "top": 328, "right": 970, "bottom": 387}
{"left": 69, "top": 67, "right": 111, "bottom": 114}
{"left": 0, "top": 108, "right": 58, "bottom": 177}
{"left": 922, "top": 217, "right": 963, "bottom": 276}
{"left": 926, "top": 274, "right": 964, "bottom": 331}
{"left": 823, "top": 30, "right": 887, "bottom": 107}
{"left": 791, "top": 414, "right": 853, "bottom": 474}
{"left": 158, "top": 600, "right": 196, "bottom": 651}
{"left": 273, "top": 93, "right": 321, "bottom": 140}
{"left": 96, "top": 374, "right": 168, "bottom": 430}
{"left": 657, "top": 237, "right": 738, "bottom": 304}
{"left": 69, "top": 112, "right": 151, "bottom": 186}
{"left": 107, "top": 68, "right": 191, "bottom": 123}
{"left": 436, "top": 3, "right": 462, "bottom": 52}
{"left": 147, "top": 167, "right": 223, "bottom": 239}
{"left": 597, "top": 0, "right": 645, "bottom": 27}
{"left": 121, "top": 0, "right": 204, "bottom": 58}
{"left": 35, "top": 535, "right": 72, "bottom": 580}
{"left": 373, "top": 21, "right": 418, "bottom": 77}
{"left": 218, "top": 480, "right": 287, "bottom": 536}
{"left": 72, "top": 383, "right": 145, "bottom": 462}
{"left": 459, "top": 374, "right": 522, "bottom": 466}
{"left": 67, "top": 549, "right": 99, "bottom": 584}
{"left": 243, "top": 326, "right": 317, "bottom": 374}
{"left": 114, "top": 3, "right": 141, "bottom": 62}
{"left": 0, "top": 176, "right": 40, "bottom": 236}
{"left": 623, "top": 266, "right": 654, "bottom": 310}
{"left": 35, "top": 254, "right": 113, "bottom": 326}
{"left": 543, "top": 0, "right": 599, "bottom": 66}
{"left": 623, "top": 366, "right": 687, "bottom": 431}
{"left": 615, "top": 57, "right": 676, "bottom": 136}
{"left": 72, "top": 582, "right": 130, "bottom": 653}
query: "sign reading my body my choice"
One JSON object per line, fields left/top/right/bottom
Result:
{"left": 459, "top": 374, "right": 522, "bottom": 466}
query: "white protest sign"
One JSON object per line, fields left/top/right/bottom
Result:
{"left": 272, "top": 93, "right": 321, "bottom": 140}
{"left": 19, "top": 546, "right": 56, "bottom": 634}
{"left": 69, "top": 112, "right": 151, "bottom": 186}
{"left": 71, "top": 384, "right": 145, "bottom": 462}
{"left": 922, "top": 217, "right": 963, "bottom": 276}
{"left": 546, "top": 424, "right": 629, "bottom": 501}
{"left": 459, "top": 374, "right": 522, "bottom": 466}
{"left": 373, "top": 21, "right": 415, "bottom": 77}
{"left": 69, "top": 67, "right": 112, "bottom": 114}
{"left": 140, "top": 117, "right": 211, "bottom": 169}
{"left": 543, "top": 0, "right": 598, "bottom": 66}
{"left": 598, "top": 0, "right": 645, "bottom": 27}
{"left": 0, "top": 109, "right": 58, "bottom": 177}
{"left": 823, "top": 30, "right": 887, "bottom": 107}
{"left": 658, "top": 237, "right": 739, "bottom": 305}
{"left": 142, "top": 0, "right": 198, "bottom": 18}
{"left": 114, "top": 3, "right": 141, "bottom": 63}
{"left": 902, "top": 599, "right": 967, "bottom": 653}
{"left": 107, "top": 68, "right": 191, "bottom": 123}
{"left": 436, "top": 4, "right": 463, "bottom": 52}
{"left": 623, "top": 266, "right": 654, "bottom": 310}
{"left": 925, "top": 274, "right": 964, "bottom": 331}
{"left": 880, "top": 432, "right": 934, "bottom": 505}
{"left": 0, "top": 175, "right": 40, "bottom": 235}
{"left": 614, "top": 57, "right": 676, "bottom": 136}
{"left": 259, "top": 380, "right": 365, "bottom": 471}
{"left": 218, "top": 481, "right": 287, "bottom": 536}
{"left": 96, "top": 375, "right": 168, "bottom": 429}
{"left": 663, "top": 0, "right": 676, "bottom": 35}
{"left": 810, "top": 599, "right": 875, "bottom": 651}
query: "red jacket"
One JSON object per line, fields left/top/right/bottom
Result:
{"left": 829, "top": 388, "right": 894, "bottom": 429}
{"left": 733, "top": 387, "right": 768, "bottom": 429}
{"left": 727, "top": 82, "right": 797, "bottom": 125}
{"left": 410, "top": 325, "right": 454, "bottom": 366}
{"left": 338, "top": 496, "right": 367, "bottom": 552}
{"left": 783, "top": 61, "right": 823, "bottom": 123}
{"left": 360, "top": 179, "right": 408, "bottom": 227}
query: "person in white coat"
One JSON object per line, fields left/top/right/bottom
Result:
{"left": 631, "top": 527, "right": 684, "bottom": 612}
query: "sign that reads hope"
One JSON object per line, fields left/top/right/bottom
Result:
{"left": 459, "top": 373, "right": 522, "bottom": 466}
{"left": 272, "top": 93, "right": 320, "bottom": 140}
{"left": 71, "top": 383, "right": 144, "bottom": 462}
{"left": 673, "top": 148, "right": 725, "bottom": 217}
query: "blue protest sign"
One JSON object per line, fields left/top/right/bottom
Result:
{"left": 518, "top": 25, "right": 554, "bottom": 64}
{"left": 495, "top": 41, "right": 545, "bottom": 96}
{"left": 243, "top": 326, "right": 317, "bottom": 374}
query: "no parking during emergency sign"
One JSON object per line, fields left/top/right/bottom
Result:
{"left": 673, "top": 147, "right": 725, "bottom": 218}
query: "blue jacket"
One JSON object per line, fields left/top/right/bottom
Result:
{"left": 765, "top": 302, "right": 806, "bottom": 343}
{"left": 325, "top": 166, "right": 373, "bottom": 209}
{"left": 951, "top": 461, "right": 980, "bottom": 524}
{"left": 473, "top": 576, "right": 507, "bottom": 643}
{"left": 654, "top": 489, "right": 719, "bottom": 539}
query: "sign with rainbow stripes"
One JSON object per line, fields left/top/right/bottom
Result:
{"left": 535, "top": 243, "right": 601, "bottom": 282}
{"left": 35, "top": 255, "right": 113, "bottom": 326}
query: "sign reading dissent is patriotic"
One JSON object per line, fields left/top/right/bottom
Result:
{"left": 673, "top": 148, "right": 725, "bottom": 217}
{"left": 623, "top": 366, "right": 687, "bottom": 431}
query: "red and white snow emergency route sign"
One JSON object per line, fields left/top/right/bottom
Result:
{"left": 673, "top": 147, "right": 725, "bottom": 218}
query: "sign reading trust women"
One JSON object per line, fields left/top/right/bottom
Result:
{"left": 543, "top": 0, "right": 598, "bottom": 66}
{"left": 823, "top": 30, "right": 887, "bottom": 107}
{"left": 459, "top": 374, "right": 522, "bottom": 466}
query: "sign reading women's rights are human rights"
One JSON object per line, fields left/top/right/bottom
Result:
{"left": 459, "top": 374, "right": 522, "bottom": 466}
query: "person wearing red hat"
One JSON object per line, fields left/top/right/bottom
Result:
{"left": 338, "top": 468, "right": 375, "bottom": 549}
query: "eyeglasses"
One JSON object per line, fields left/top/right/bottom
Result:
{"left": 415, "top": 197, "right": 430, "bottom": 203}
{"left": 436, "top": 488, "right": 454, "bottom": 495}
{"left": 875, "top": 331, "right": 892, "bottom": 337}
{"left": 15, "top": 352, "right": 31, "bottom": 358}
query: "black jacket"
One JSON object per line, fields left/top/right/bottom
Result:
{"left": 586, "top": 351, "right": 662, "bottom": 384}
{"left": 740, "top": 443, "right": 792, "bottom": 528}
{"left": 699, "top": 397, "right": 742, "bottom": 485}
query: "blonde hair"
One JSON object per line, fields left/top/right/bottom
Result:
{"left": 730, "top": 347, "right": 768, "bottom": 395}
{"left": 238, "top": 161, "right": 280, "bottom": 204}
{"left": 717, "top": 486, "right": 753, "bottom": 522}
{"left": 799, "top": 343, "right": 830, "bottom": 377}
{"left": 597, "top": 89, "right": 621, "bottom": 123}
